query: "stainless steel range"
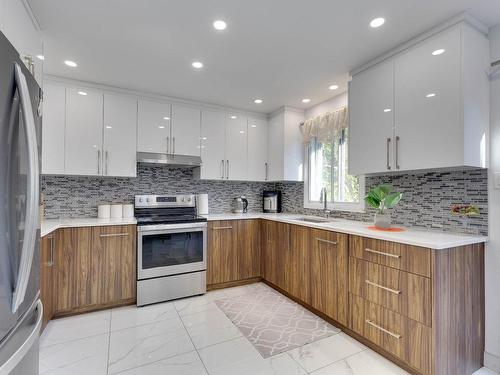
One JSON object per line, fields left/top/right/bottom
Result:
{"left": 135, "top": 194, "right": 207, "bottom": 306}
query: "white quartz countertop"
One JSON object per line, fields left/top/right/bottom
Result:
{"left": 204, "top": 213, "right": 488, "bottom": 250}
{"left": 41, "top": 217, "right": 137, "bottom": 237}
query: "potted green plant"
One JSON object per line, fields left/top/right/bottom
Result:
{"left": 364, "top": 185, "right": 402, "bottom": 229}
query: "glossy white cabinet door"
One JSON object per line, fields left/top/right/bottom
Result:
{"left": 65, "top": 88, "right": 103, "bottom": 176}
{"left": 267, "top": 112, "right": 284, "bottom": 181}
{"left": 137, "top": 99, "right": 171, "bottom": 153}
{"left": 171, "top": 104, "right": 201, "bottom": 156}
{"left": 200, "top": 110, "right": 226, "bottom": 179}
{"left": 41, "top": 82, "right": 65, "bottom": 175}
{"left": 247, "top": 117, "right": 268, "bottom": 181}
{"left": 394, "top": 27, "right": 461, "bottom": 171}
{"left": 225, "top": 115, "right": 247, "bottom": 180}
{"left": 348, "top": 59, "right": 395, "bottom": 175}
{"left": 103, "top": 94, "right": 137, "bottom": 177}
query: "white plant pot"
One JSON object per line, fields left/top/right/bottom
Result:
{"left": 374, "top": 212, "right": 391, "bottom": 229}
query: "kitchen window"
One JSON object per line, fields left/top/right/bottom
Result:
{"left": 302, "top": 108, "right": 365, "bottom": 212}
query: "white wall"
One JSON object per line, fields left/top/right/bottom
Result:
{"left": 486, "top": 22, "right": 500, "bottom": 372}
{"left": 305, "top": 92, "right": 347, "bottom": 120}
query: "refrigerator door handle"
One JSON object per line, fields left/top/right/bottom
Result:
{"left": 11, "top": 63, "right": 39, "bottom": 314}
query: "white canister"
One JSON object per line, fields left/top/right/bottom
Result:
{"left": 110, "top": 204, "right": 123, "bottom": 219}
{"left": 197, "top": 194, "right": 209, "bottom": 216}
{"left": 98, "top": 204, "right": 111, "bottom": 219}
{"left": 122, "top": 204, "right": 134, "bottom": 218}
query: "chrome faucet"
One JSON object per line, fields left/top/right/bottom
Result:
{"left": 319, "top": 187, "right": 330, "bottom": 216}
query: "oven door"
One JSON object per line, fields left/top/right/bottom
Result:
{"left": 137, "top": 223, "right": 207, "bottom": 280}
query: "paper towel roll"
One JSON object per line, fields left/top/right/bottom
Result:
{"left": 110, "top": 204, "right": 123, "bottom": 218}
{"left": 197, "top": 194, "right": 209, "bottom": 215}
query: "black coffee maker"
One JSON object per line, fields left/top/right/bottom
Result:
{"left": 262, "top": 191, "right": 281, "bottom": 213}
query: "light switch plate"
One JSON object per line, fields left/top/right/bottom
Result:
{"left": 495, "top": 172, "right": 500, "bottom": 189}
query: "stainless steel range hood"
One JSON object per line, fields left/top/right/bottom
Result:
{"left": 137, "top": 152, "right": 202, "bottom": 168}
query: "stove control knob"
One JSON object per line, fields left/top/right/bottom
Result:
{"left": 138, "top": 198, "right": 143, "bottom": 203}
{"left": 146, "top": 198, "right": 150, "bottom": 203}
{"left": 187, "top": 197, "right": 191, "bottom": 202}
{"left": 181, "top": 197, "right": 185, "bottom": 202}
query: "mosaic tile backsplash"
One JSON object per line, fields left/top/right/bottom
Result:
{"left": 42, "top": 166, "right": 488, "bottom": 236}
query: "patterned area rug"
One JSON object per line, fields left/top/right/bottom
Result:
{"left": 215, "top": 285, "right": 340, "bottom": 358}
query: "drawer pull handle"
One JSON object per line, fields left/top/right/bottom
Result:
{"left": 365, "top": 319, "right": 402, "bottom": 339}
{"left": 365, "top": 248, "right": 401, "bottom": 259}
{"left": 212, "top": 226, "right": 233, "bottom": 230}
{"left": 365, "top": 280, "right": 401, "bottom": 295}
{"left": 99, "top": 233, "right": 129, "bottom": 238}
{"left": 316, "top": 238, "right": 338, "bottom": 246}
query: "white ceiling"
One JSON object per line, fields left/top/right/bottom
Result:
{"left": 28, "top": 0, "right": 500, "bottom": 114}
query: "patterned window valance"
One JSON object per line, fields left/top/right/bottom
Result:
{"left": 301, "top": 106, "right": 348, "bottom": 144}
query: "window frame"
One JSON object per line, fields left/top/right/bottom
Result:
{"left": 303, "top": 137, "right": 366, "bottom": 213}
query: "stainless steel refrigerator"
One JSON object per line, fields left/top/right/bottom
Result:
{"left": 0, "top": 30, "right": 43, "bottom": 374}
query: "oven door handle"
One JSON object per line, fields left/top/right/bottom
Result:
{"left": 137, "top": 223, "right": 207, "bottom": 232}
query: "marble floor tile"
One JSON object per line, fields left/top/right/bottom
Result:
{"left": 180, "top": 307, "right": 242, "bottom": 348}
{"left": 309, "top": 349, "right": 409, "bottom": 375}
{"left": 110, "top": 301, "right": 178, "bottom": 331}
{"left": 40, "top": 310, "right": 111, "bottom": 347}
{"left": 110, "top": 351, "right": 208, "bottom": 375}
{"left": 39, "top": 333, "right": 109, "bottom": 375}
{"left": 107, "top": 317, "right": 195, "bottom": 374}
{"left": 174, "top": 296, "right": 220, "bottom": 317}
{"left": 287, "top": 332, "right": 366, "bottom": 372}
{"left": 198, "top": 337, "right": 306, "bottom": 375}
{"left": 473, "top": 368, "right": 500, "bottom": 375}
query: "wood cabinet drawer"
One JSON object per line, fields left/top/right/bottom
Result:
{"left": 350, "top": 236, "right": 431, "bottom": 278}
{"left": 350, "top": 294, "right": 431, "bottom": 374}
{"left": 349, "top": 257, "right": 431, "bottom": 326}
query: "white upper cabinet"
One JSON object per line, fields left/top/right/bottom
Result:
{"left": 349, "top": 60, "right": 394, "bottom": 175}
{"left": 171, "top": 104, "right": 201, "bottom": 156}
{"left": 65, "top": 88, "right": 103, "bottom": 176}
{"left": 247, "top": 117, "right": 268, "bottom": 181}
{"left": 103, "top": 94, "right": 137, "bottom": 177}
{"left": 267, "top": 108, "right": 304, "bottom": 181}
{"left": 137, "top": 99, "right": 171, "bottom": 153}
{"left": 348, "top": 21, "right": 490, "bottom": 175}
{"left": 41, "top": 82, "right": 65, "bottom": 175}
{"left": 225, "top": 114, "right": 247, "bottom": 180}
{"left": 199, "top": 110, "right": 226, "bottom": 179}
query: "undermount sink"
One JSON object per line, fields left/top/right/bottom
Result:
{"left": 294, "top": 217, "right": 335, "bottom": 224}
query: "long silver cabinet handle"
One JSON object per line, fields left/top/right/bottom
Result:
{"left": 212, "top": 226, "right": 233, "bottom": 230}
{"left": 395, "top": 136, "right": 400, "bottom": 170}
{"left": 316, "top": 238, "right": 338, "bottom": 246}
{"left": 365, "top": 280, "right": 401, "bottom": 295}
{"left": 173, "top": 137, "right": 176, "bottom": 154}
{"left": 226, "top": 160, "right": 229, "bottom": 179}
{"left": 364, "top": 248, "right": 401, "bottom": 259}
{"left": 99, "top": 233, "right": 130, "bottom": 238}
{"left": 105, "top": 151, "right": 109, "bottom": 175}
{"left": 97, "top": 150, "right": 101, "bottom": 174}
{"left": 365, "top": 319, "right": 402, "bottom": 339}
{"left": 11, "top": 63, "right": 39, "bottom": 313}
{"left": 265, "top": 162, "right": 268, "bottom": 181}
{"left": 221, "top": 160, "right": 224, "bottom": 179}
{"left": 48, "top": 235, "right": 54, "bottom": 267}
{"left": 386, "top": 138, "right": 391, "bottom": 170}
{"left": 166, "top": 136, "right": 170, "bottom": 154}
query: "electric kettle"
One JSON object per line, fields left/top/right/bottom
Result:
{"left": 232, "top": 196, "right": 248, "bottom": 213}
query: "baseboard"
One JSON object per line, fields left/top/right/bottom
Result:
{"left": 485, "top": 351, "right": 500, "bottom": 373}
{"left": 207, "top": 277, "right": 262, "bottom": 291}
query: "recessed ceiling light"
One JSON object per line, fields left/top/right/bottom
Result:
{"left": 370, "top": 17, "right": 385, "bottom": 28}
{"left": 239, "top": 130, "right": 245, "bottom": 134}
{"left": 202, "top": 137, "right": 207, "bottom": 140}
{"left": 192, "top": 61, "right": 203, "bottom": 69}
{"left": 254, "top": 99, "right": 263, "bottom": 104}
{"left": 36, "top": 55, "right": 44, "bottom": 61}
{"left": 213, "top": 20, "right": 227, "bottom": 31}
{"left": 230, "top": 115, "right": 237, "bottom": 119}
{"left": 158, "top": 125, "right": 165, "bottom": 129}
{"left": 64, "top": 60, "right": 77, "bottom": 67}
{"left": 329, "top": 84, "right": 339, "bottom": 90}
{"left": 302, "top": 98, "right": 311, "bottom": 103}
{"left": 432, "top": 49, "right": 445, "bottom": 56}
{"left": 163, "top": 116, "right": 170, "bottom": 120}
{"left": 383, "top": 108, "right": 391, "bottom": 112}
{"left": 77, "top": 91, "right": 87, "bottom": 96}
{"left": 106, "top": 125, "right": 112, "bottom": 129}
{"left": 251, "top": 124, "right": 257, "bottom": 128}
{"left": 426, "top": 93, "right": 436, "bottom": 98}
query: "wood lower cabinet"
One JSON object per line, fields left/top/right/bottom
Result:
{"left": 207, "top": 219, "right": 261, "bottom": 287}
{"left": 310, "top": 229, "right": 349, "bottom": 326}
{"left": 53, "top": 225, "right": 136, "bottom": 316}
{"left": 40, "top": 234, "right": 55, "bottom": 329}
{"left": 284, "top": 225, "right": 310, "bottom": 304}
{"left": 261, "top": 220, "right": 281, "bottom": 287}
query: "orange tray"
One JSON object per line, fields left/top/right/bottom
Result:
{"left": 367, "top": 226, "right": 405, "bottom": 232}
